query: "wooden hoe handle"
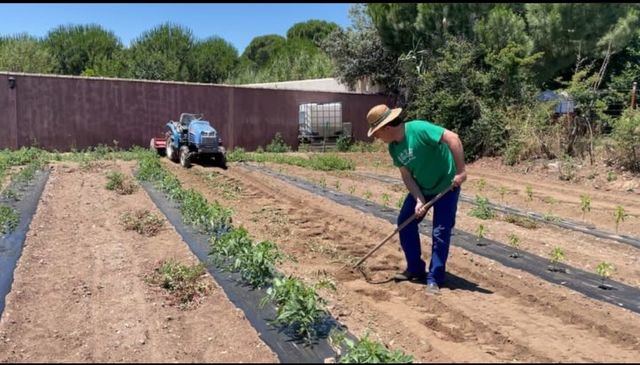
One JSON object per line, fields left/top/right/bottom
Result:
{"left": 352, "top": 184, "right": 455, "bottom": 269}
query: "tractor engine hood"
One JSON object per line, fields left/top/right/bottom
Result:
{"left": 188, "top": 120, "right": 217, "bottom": 136}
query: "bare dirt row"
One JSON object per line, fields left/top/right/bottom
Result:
{"left": 0, "top": 161, "right": 276, "bottom": 363}
{"left": 164, "top": 160, "right": 640, "bottom": 363}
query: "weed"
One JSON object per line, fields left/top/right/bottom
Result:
{"left": 549, "top": 246, "right": 565, "bottom": 272}
{"left": 498, "top": 186, "right": 508, "bottom": 203}
{"left": 105, "top": 171, "right": 138, "bottom": 195}
{"left": 475, "top": 224, "right": 487, "bottom": 246}
{"left": 607, "top": 171, "right": 617, "bottom": 182}
{"left": 338, "top": 332, "right": 414, "bottom": 363}
{"left": 504, "top": 214, "right": 538, "bottom": 229}
{"left": 396, "top": 196, "right": 404, "bottom": 209}
{"left": 363, "top": 191, "right": 373, "bottom": 200}
{"left": 508, "top": 234, "right": 520, "bottom": 258}
{"left": 1, "top": 188, "right": 19, "bottom": 201}
{"left": 319, "top": 177, "right": 327, "bottom": 189}
{"left": 381, "top": 193, "right": 391, "bottom": 207}
{"left": 613, "top": 205, "right": 628, "bottom": 234}
{"left": 334, "top": 180, "right": 342, "bottom": 191}
{"left": 226, "top": 147, "right": 247, "bottom": 162}
{"left": 145, "top": 259, "right": 210, "bottom": 309}
{"left": 542, "top": 211, "right": 560, "bottom": 222}
{"left": 0, "top": 204, "right": 19, "bottom": 234}
{"left": 348, "top": 185, "right": 356, "bottom": 195}
{"left": 559, "top": 155, "right": 576, "bottom": 181}
{"left": 595, "top": 262, "right": 615, "bottom": 288}
{"left": 121, "top": 209, "right": 164, "bottom": 236}
{"left": 580, "top": 194, "right": 591, "bottom": 221}
{"left": 336, "top": 135, "right": 354, "bottom": 152}
{"left": 468, "top": 195, "right": 495, "bottom": 220}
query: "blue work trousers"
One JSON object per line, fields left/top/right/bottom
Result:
{"left": 397, "top": 187, "right": 460, "bottom": 286}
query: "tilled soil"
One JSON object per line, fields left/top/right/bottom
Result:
{"left": 257, "top": 160, "right": 640, "bottom": 288}
{"left": 0, "top": 161, "right": 276, "bottom": 363}
{"left": 164, "top": 159, "right": 640, "bottom": 363}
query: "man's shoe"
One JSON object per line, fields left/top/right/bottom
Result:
{"left": 426, "top": 282, "right": 440, "bottom": 295}
{"left": 393, "top": 270, "right": 426, "bottom": 282}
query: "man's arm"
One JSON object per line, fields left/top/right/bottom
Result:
{"left": 440, "top": 129, "right": 467, "bottom": 187}
{"left": 399, "top": 167, "right": 428, "bottom": 217}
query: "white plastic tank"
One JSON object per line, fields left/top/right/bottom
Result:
{"left": 299, "top": 102, "right": 343, "bottom": 138}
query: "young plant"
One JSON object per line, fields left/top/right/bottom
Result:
{"left": 396, "top": 196, "right": 404, "bottom": 210}
{"left": 121, "top": 209, "right": 164, "bottom": 237}
{"left": 498, "top": 186, "right": 508, "bottom": 204}
{"left": 613, "top": 205, "right": 628, "bottom": 234}
{"left": 338, "top": 332, "right": 414, "bottom": 363}
{"left": 468, "top": 195, "right": 495, "bottom": 220}
{"left": 348, "top": 185, "right": 356, "bottom": 195}
{"left": 595, "top": 262, "right": 615, "bottom": 289}
{"left": 1, "top": 188, "right": 19, "bottom": 201}
{"left": 381, "top": 193, "right": 391, "bottom": 207}
{"left": 334, "top": 180, "right": 341, "bottom": 191}
{"left": 548, "top": 246, "right": 565, "bottom": 272}
{"left": 318, "top": 177, "right": 327, "bottom": 189}
{"left": 0, "top": 204, "right": 19, "bottom": 234}
{"left": 363, "top": 190, "right": 373, "bottom": 200}
{"left": 525, "top": 185, "right": 533, "bottom": 202}
{"left": 607, "top": 171, "right": 617, "bottom": 182}
{"left": 476, "top": 178, "right": 486, "bottom": 192}
{"left": 508, "top": 234, "right": 520, "bottom": 258}
{"left": 233, "top": 240, "right": 285, "bottom": 288}
{"left": 580, "top": 194, "right": 591, "bottom": 221}
{"left": 260, "top": 276, "right": 331, "bottom": 341}
{"left": 475, "top": 224, "right": 487, "bottom": 246}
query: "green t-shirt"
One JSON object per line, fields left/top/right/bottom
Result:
{"left": 388, "top": 120, "right": 456, "bottom": 195}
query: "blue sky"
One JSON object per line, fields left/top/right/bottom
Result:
{"left": 0, "top": 3, "right": 354, "bottom": 53}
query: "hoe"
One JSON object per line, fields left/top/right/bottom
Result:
{"left": 351, "top": 184, "right": 455, "bottom": 273}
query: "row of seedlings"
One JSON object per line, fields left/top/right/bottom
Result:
{"left": 135, "top": 153, "right": 414, "bottom": 363}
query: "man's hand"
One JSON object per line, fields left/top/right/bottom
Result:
{"left": 415, "top": 200, "right": 428, "bottom": 218}
{"left": 452, "top": 170, "right": 467, "bottom": 188}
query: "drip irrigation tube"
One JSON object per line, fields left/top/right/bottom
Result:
{"left": 353, "top": 171, "right": 640, "bottom": 250}
{"left": 0, "top": 168, "right": 51, "bottom": 318}
{"left": 140, "top": 179, "right": 356, "bottom": 363}
{"left": 244, "top": 163, "right": 640, "bottom": 315}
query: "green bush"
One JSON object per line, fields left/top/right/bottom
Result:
{"left": 0, "top": 205, "right": 19, "bottom": 234}
{"left": 339, "top": 332, "right": 413, "bottom": 363}
{"left": 612, "top": 109, "right": 640, "bottom": 172}
{"left": 265, "top": 132, "right": 291, "bottom": 153}
{"left": 336, "top": 135, "right": 354, "bottom": 152}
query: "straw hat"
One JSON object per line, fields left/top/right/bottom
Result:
{"left": 366, "top": 104, "right": 402, "bottom": 137}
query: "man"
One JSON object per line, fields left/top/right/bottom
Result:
{"left": 366, "top": 104, "right": 467, "bottom": 294}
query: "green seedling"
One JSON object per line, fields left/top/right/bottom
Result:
{"left": 498, "top": 186, "right": 508, "bottom": 204}
{"left": 338, "top": 332, "right": 414, "bottom": 363}
{"left": 468, "top": 195, "right": 495, "bottom": 220}
{"left": 1, "top": 188, "right": 19, "bottom": 201}
{"left": 543, "top": 211, "right": 560, "bottom": 222}
{"left": 334, "top": 180, "right": 341, "bottom": 191}
{"left": 121, "top": 209, "right": 164, "bottom": 237}
{"left": 508, "top": 234, "right": 520, "bottom": 258}
{"left": 476, "top": 178, "right": 486, "bottom": 192}
{"left": 396, "top": 196, "right": 404, "bottom": 210}
{"left": 580, "top": 194, "right": 591, "bottom": 222}
{"left": 595, "top": 262, "right": 615, "bottom": 289}
{"left": 475, "top": 224, "right": 488, "bottom": 246}
{"left": 613, "top": 205, "right": 628, "bottom": 234}
{"left": 145, "top": 259, "right": 210, "bottom": 309}
{"left": 548, "top": 246, "right": 565, "bottom": 272}
{"left": 381, "top": 193, "right": 391, "bottom": 207}
{"left": 0, "top": 205, "right": 19, "bottom": 234}
{"left": 363, "top": 191, "right": 373, "bottom": 200}
{"left": 525, "top": 185, "right": 533, "bottom": 202}
{"left": 348, "top": 185, "right": 356, "bottom": 195}
{"left": 318, "top": 177, "right": 327, "bottom": 189}
{"left": 607, "top": 171, "right": 617, "bottom": 182}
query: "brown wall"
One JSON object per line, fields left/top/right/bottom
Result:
{"left": 0, "top": 73, "right": 391, "bottom": 151}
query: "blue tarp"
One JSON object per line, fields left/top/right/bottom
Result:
{"left": 537, "top": 90, "right": 575, "bottom": 114}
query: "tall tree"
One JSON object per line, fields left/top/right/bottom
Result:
{"left": 286, "top": 19, "right": 339, "bottom": 45}
{"left": 241, "top": 34, "right": 286, "bottom": 68}
{"left": 128, "top": 22, "right": 194, "bottom": 81}
{"left": 0, "top": 34, "right": 55, "bottom": 73}
{"left": 45, "top": 24, "right": 122, "bottom": 75}
{"left": 187, "top": 36, "right": 238, "bottom": 83}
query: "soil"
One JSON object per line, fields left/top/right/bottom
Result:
{"left": 0, "top": 161, "right": 276, "bottom": 363}
{"left": 163, "top": 158, "right": 640, "bottom": 363}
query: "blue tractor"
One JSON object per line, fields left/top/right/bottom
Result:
{"left": 152, "top": 113, "right": 227, "bottom": 169}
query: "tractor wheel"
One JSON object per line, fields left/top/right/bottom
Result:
{"left": 215, "top": 153, "right": 227, "bottom": 170}
{"left": 166, "top": 139, "right": 178, "bottom": 162}
{"left": 179, "top": 145, "right": 191, "bottom": 168}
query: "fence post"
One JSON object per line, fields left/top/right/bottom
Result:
{"left": 632, "top": 81, "right": 637, "bottom": 109}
